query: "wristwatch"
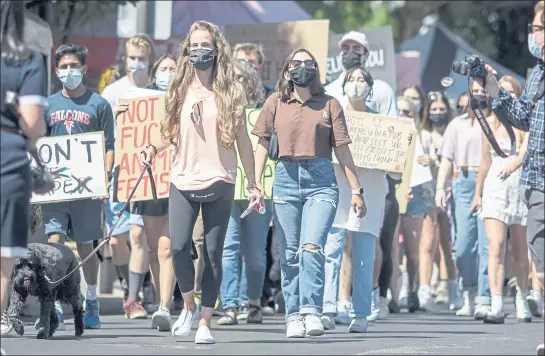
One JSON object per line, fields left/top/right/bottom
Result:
{"left": 351, "top": 187, "right": 364, "bottom": 195}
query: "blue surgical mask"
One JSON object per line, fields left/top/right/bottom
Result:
{"left": 528, "top": 33, "right": 543, "bottom": 59}
{"left": 58, "top": 68, "right": 82, "bottom": 90}
{"left": 155, "top": 71, "right": 174, "bottom": 91}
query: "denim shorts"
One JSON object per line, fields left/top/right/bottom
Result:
{"left": 404, "top": 184, "right": 433, "bottom": 217}
{"left": 43, "top": 199, "right": 103, "bottom": 243}
{"left": 104, "top": 183, "right": 132, "bottom": 235}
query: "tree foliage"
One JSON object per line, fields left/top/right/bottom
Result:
{"left": 25, "top": 0, "right": 139, "bottom": 43}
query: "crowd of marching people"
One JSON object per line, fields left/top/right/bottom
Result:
{"left": 1, "top": 0, "right": 544, "bottom": 354}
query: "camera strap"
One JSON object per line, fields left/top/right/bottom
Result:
{"left": 467, "top": 77, "right": 516, "bottom": 158}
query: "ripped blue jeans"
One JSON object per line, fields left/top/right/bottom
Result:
{"left": 272, "top": 158, "right": 339, "bottom": 322}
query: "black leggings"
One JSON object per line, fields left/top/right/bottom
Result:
{"left": 378, "top": 182, "right": 400, "bottom": 298}
{"left": 169, "top": 181, "right": 234, "bottom": 308}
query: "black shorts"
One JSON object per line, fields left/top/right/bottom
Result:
{"left": 1, "top": 166, "right": 32, "bottom": 257}
{"left": 131, "top": 198, "right": 169, "bottom": 217}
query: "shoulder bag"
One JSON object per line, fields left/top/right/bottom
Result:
{"left": 267, "top": 94, "right": 281, "bottom": 161}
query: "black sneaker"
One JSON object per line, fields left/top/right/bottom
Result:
{"left": 247, "top": 305, "right": 263, "bottom": 324}
{"left": 388, "top": 299, "right": 400, "bottom": 314}
{"left": 408, "top": 292, "right": 420, "bottom": 313}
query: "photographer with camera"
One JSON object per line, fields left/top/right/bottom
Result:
{"left": 481, "top": 2, "right": 544, "bottom": 353}
{"left": 0, "top": 1, "right": 48, "bottom": 353}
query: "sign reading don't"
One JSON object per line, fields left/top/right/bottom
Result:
{"left": 333, "top": 111, "right": 414, "bottom": 173}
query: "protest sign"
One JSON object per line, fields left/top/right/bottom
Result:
{"left": 31, "top": 132, "right": 107, "bottom": 204}
{"left": 234, "top": 108, "right": 275, "bottom": 200}
{"left": 326, "top": 26, "right": 396, "bottom": 92}
{"left": 115, "top": 94, "right": 171, "bottom": 202}
{"left": 395, "top": 129, "right": 418, "bottom": 214}
{"left": 224, "top": 19, "right": 329, "bottom": 87}
{"left": 332, "top": 111, "right": 414, "bottom": 173}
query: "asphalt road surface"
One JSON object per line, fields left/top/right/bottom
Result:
{"left": 2, "top": 302, "right": 543, "bottom": 355}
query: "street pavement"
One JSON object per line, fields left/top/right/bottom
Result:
{"left": 2, "top": 299, "right": 543, "bottom": 355}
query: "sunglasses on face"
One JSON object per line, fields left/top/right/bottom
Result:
{"left": 400, "top": 109, "right": 412, "bottom": 117}
{"left": 289, "top": 59, "right": 316, "bottom": 69}
{"left": 191, "top": 101, "right": 203, "bottom": 125}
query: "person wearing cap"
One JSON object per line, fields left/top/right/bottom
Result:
{"left": 325, "top": 31, "right": 398, "bottom": 117}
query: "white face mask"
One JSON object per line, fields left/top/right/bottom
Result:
{"left": 57, "top": 68, "right": 83, "bottom": 90}
{"left": 344, "top": 82, "right": 371, "bottom": 100}
{"left": 127, "top": 58, "right": 149, "bottom": 86}
{"left": 155, "top": 71, "right": 174, "bottom": 91}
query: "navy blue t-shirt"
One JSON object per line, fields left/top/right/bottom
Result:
{"left": 1, "top": 50, "right": 47, "bottom": 173}
{"left": 44, "top": 89, "right": 115, "bottom": 151}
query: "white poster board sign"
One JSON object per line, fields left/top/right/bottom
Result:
{"left": 30, "top": 132, "right": 108, "bottom": 203}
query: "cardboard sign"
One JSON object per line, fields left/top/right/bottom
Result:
{"left": 225, "top": 19, "right": 330, "bottom": 87}
{"left": 234, "top": 108, "right": 275, "bottom": 200}
{"left": 115, "top": 94, "right": 171, "bottom": 202}
{"left": 31, "top": 132, "right": 107, "bottom": 204}
{"left": 332, "top": 111, "right": 414, "bottom": 173}
{"left": 326, "top": 26, "right": 396, "bottom": 92}
{"left": 396, "top": 130, "right": 418, "bottom": 214}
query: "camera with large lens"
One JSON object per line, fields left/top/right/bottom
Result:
{"left": 452, "top": 55, "right": 487, "bottom": 79}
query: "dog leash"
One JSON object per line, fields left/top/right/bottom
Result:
{"left": 44, "top": 165, "right": 158, "bottom": 289}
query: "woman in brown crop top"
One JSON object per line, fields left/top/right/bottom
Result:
{"left": 252, "top": 48, "right": 367, "bottom": 338}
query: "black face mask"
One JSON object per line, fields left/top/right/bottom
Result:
{"left": 429, "top": 113, "right": 449, "bottom": 125}
{"left": 289, "top": 67, "right": 316, "bottom": 88}
{"left": 189, "top": 48, "right": 214, "bottom": 71}
{"left": 473, "top": 94, "right": 490, "bottom": 110}
{"left": 456, "top": 106, "right": 467, "bottom": 116}
{"left": 341, "top": 51, "right": 362, "bottom": 70}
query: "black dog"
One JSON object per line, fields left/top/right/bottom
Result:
{"left": 6, "top": 242, "right": 84, "bottom": 339}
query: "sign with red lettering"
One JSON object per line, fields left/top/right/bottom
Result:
{"left": 224, "top": 20, "right": 330, "bottom": 87}
{"left": 114, "top": 94, "right": 171, "bottom": 202}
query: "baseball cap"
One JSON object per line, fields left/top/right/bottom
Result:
{"left": 338, "top": 31, "right": 369, "bottom": 51}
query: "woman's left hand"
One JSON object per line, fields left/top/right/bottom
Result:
{"left": 497, "top": 165, "right": 515, "bottom": 180}
{"left": 248, "top": 186, "right": 263, "bottom": 206}
{"left": 351, "top": 194, "right": 367, "bottom": 218}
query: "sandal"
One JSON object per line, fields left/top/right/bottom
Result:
{"left": 217, "top": 308, "right": 238, "bottom": 325}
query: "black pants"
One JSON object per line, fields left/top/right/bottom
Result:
{"left": 378, "top": 182, "right": 400, "bottom": 298}
{"left": 169, "top": 181, "right": 234, "bottom": 308}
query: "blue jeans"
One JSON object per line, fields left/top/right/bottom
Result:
{"left": 273, "top": 158, "right": 339, "bottom": 321}
{"left": 452, "top": 171, "right": 490, "bottom": 305}
{"left": 220, "top": 200, "right": 272, "bottom": 309}
{"left": 324, "top": 229, "right": 376, "bottom": 318}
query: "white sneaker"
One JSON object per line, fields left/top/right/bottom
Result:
{"left": 321, "top": 314, "right": 335, "bottom": 330}
{"left": 304, "top": 314, "right": 324, "bottom": 337}
{"left": 418, "top": 285, "right": 436, "bottom": 312}
{"left": 378, "top": 296, "right": 389, "bottom": 320}
{"left": 484, "top": 306, "right": 505, "bottom": 324}
{"left": 474, "top": 304, "right": 490, "bottom": 320}
{"left": 527, "top": 291, "right": 544, "bottom": 318}
{"left": 335, "top": 300, "right": 352, "bottom": 325}
{"left": 286, "top": 319, "right": 305, "bottom": 338}
{"left": 194, "top": 325, "right": 215, "bottom": 344}
{"left": 348, "top": 318, "right": 368, "bottom": 333}
{"left": 398, "top": 271, "right": 409, "bottom": 309}
{"left": 1, "top": 312, "right": 13, "bottom": 336}
{"left": 171, "top": 308, "right": 197, "bottom": 337}
{"left": 367, "top": 289, "right": 380, "bottom": 322}
{"left": 516, "top": 290, "right": 532, "bottom": 322}
{"left": 455, "top": 290, "right": 475, "bottom": 317}
{"left": 448, "top": 281, "right": 463, "bottom": 311}
{"left": 151, "top": 307, "right": 171, "bottom": 331}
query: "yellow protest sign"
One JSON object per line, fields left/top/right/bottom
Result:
{"left": 234, "top": 108, "right": 275, "bottom": 200}
{"left": 333, "top": 111, "right": 414, "bottom": 173}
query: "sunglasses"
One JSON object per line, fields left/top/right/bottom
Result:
{"left": 400, "top": 109, "right": 412, "bottom": 117}
{"left": 289, "top": 59, "right": 316, "bottom": 69}
{"left": 427, "top": 91, "right": 445, "bottom": 102}
{"left": 190, "top": 101, "right": 203, "bottom": 125}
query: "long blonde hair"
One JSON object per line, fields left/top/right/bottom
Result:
{"left": 494, "top": 75, "right": 525, "bottom": 145}
{"left": 161, "top": 21, "right": 244, "bottom": 150}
